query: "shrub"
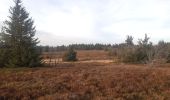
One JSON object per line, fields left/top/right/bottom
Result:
{"left": 121, "top": 46, "right": 138, "bottom": 63}
{"left": 62, "top": 47, "right": 77, "bottom": 62}
{"left": 117, "top": 34, "right": 154, "bottom": 64}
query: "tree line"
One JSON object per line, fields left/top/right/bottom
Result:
{"left": 38, "top": 44, "right": 115, "bottom": 52}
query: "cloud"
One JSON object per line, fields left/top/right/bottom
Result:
{"left": 36, "top": 31, "right": 102, "bottom": 46}
{"left": 0, "top": 0, "right": 170, "bottom": 45}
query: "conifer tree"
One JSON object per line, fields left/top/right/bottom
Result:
{"left": 0, "top": 0, "right": 41, "bottom": 67}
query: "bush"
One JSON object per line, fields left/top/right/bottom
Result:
{"left": 62, "top": 47, "right": 77, "bottom": 62}
{"left": 121, "top": 47, "right": 138, "bottom": 63}
{"left": 117, "top": 34, "right": 154, "bottom": 64}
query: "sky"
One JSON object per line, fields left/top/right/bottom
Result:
{"left": 0, "top": 0, "right": 170, "bottom": 46}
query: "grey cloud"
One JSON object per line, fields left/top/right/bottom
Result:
{"left": 36, "top": 31, "right": 102, "bottom": 46}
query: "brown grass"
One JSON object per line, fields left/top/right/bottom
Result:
{"left": 42, "top": 50, "right": 111, "bottom": 61}
{"left": 0, "top": 63, "right": 170, "bottom": 100}
{"left": 77, "top": 50, "right": 111, "bottom": 61}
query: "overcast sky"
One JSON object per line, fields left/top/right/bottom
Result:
{"left": 0, "top": 0, "right": 170, "bottom": 46}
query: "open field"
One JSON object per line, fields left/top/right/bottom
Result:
{"left": 0, "top": 62, "right": 170, "bottom": 100}
{"left": 42, "top": 50, "right": 115, "bottom": 66}
{"left": 2, "top": 1, "right": 170, "bottom": 100}
{"left": 42, "top": 50, "right": 112, "bottom": 61}
{"left": 77, "top": 50, "right": 112, "bottom": 61}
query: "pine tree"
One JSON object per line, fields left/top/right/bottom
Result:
{"left": 0, "top": 0, "right": 41, "bottom": 67}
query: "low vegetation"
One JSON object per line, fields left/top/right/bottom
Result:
{"left": 108, "top": 34, "right": 170, "bottom": 64}
{"left": 62, "top": 47, "right": 77, "bottom": 62}
{"left": 0, "top": 63, "right": 170, "bottom": 100}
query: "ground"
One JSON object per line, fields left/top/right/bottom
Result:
{"left": 0, "top": 62, "right": 170, "bottom": 100}
{"left": 1, "top": 50, "right": 170, "bottom": 100}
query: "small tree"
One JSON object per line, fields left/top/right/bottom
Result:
{"left": 125, "top": 35, "right": 134, "bottom": 46}
{"left": 62, "top": 47, "right": 77, "bottom": 62}
{"left": 136, "top": 34, "right": 154, "bottom": 63}
{"left": 116, "top": 35, "right": 136, "bottom": 63}
{"left": 118, "top": 34, "right": 154, "bottom": 64}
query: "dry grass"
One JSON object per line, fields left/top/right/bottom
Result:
{"left": 77, "top": 50, "right": 111, "bottom": 61}
{"left": 42, "top": 50, "right": 111, "bottom": 61}
{"left": 0, "top": 63, "right": 170, "bottom": 100}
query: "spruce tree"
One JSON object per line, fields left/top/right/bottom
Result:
{"left": 0, "top": 0, "right": 41, "bottom": 67}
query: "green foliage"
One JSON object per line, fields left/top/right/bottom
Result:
{"left": 116, "top": 34, "right": 170, "bottom": 64}
{"left": 118, "top": 35, "right": 136, "bottom": 63}
{"left": 117, "top": 34, "right": 154, "bottom": 64}
{"left": 62, "top": 47, "right": 77, "bottom": 62}
{"left": 0, "top": 48, "right": 9, "bottom": 67}
{"left": 0, "top": 0, "right": 41, "bottom": 67}
{"left": 39, "top": 44, "right": 113, "bottom": 52}
{"left": 125, "top": 35, "right": 134, "bottom": 46}
{"left": 136, "top": 34, "right": 154, "bottom": 63}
